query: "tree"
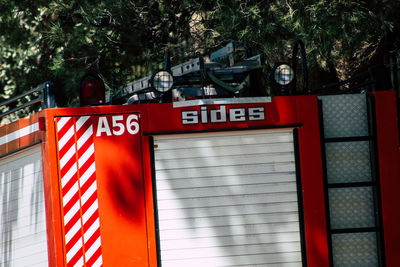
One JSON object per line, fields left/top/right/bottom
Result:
{"left": 196, "top": 0, "right": 400, "bottom": 90}
{"left": 0, "top": 0, "right": 399, "bottom": 114}
{"left": 0, "top": 0, "right": 198, "bottom": 109}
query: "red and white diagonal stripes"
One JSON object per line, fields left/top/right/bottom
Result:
{"left": 76, "top": 116, "right": 103, "bottom": 266}
{"left": 57, "top": 116, "right": 84, "bottom": 267}
{"left": 56, "top": 116, "right": 103, "bottom": 267}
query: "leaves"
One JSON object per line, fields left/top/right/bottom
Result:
{"left": 0, "top": 0, "right": 399, "bottom": 111}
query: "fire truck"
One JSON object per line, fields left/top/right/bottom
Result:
{"left": 0, "top": 41, "right": 399, "bottom": 267}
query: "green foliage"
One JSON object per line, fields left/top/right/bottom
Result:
{"left": 0, "top": 0, "right": 399, "bottom": 111}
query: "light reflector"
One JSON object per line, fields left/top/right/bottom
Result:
{"left": 274, "top": 64, "right": 294, "bottom": 85}
{"left": 152, "top": 70, "right": 173, "bottom": 93}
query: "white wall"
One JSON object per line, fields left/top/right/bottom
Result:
{"left": 0, "top": 146, "right": 48, "bottom": 267}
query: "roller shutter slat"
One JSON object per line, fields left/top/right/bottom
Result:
{"left": 158, "top": 192, "right": 299, "bottom": 210}
{"left": 155, "top": 162, "right": 296, "bottom": 179}
{"left": 158, "top": 202, "right": 299, "bottom": 220}
{"left": 160, "top": 221, "right": 301, "bottom": 240}
{"left": 155, "top": 130, "right": 293, "bottom": 149}
{"left": 157, "top": 182, "right": 297, "bottom": 200}
{"left": 155, "top": 152, "right": 294, "bottom": 169}
{"left": 154, "top": 143, "right": 294, "bottom": 160}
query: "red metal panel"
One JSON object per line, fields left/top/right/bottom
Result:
{"left": 296, "top": 96, "right": 329, "bottom": 267}
{"left": 51, "top": 113, "right": 148, "bottom": 266}
{"left": 41, "top": 96, "right": 329, "bottom": 266}
{"left": 373, "top": 91, "right": 400, "bottom": 267}
{"left": 91, "top": 113, "right": 149, "bottom": 266}
{"left": 144, "top": 97, "right": 295, "bottom": 133}
{"left": 0, "top": 112, "right": 44, "bottom": 156}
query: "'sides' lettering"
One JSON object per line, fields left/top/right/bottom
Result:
{"left": 182, "top": 105, "right": 265, "bottom": 125}
{"left": 248, "top": 107, "right": 265, "bottom": 120}
{"left": 181, "top": 110, "right": 198, "bottom": 124}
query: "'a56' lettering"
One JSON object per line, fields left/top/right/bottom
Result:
{"left": 96, "top": 115, "right": 139, "bottom": 136}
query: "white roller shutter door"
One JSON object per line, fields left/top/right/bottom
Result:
{"left": 0, "top": 145, "right": 48, "bottom": 266}
{"left": 153, "top": 129, "right": 303, "bottom": 267}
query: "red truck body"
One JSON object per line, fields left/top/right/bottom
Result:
{"left": 0, "top": 92, "right": 398, "bottom": 266}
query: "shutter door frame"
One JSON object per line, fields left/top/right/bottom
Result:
{"left": 151, "top": 128, "right": 306, "bottom": 267}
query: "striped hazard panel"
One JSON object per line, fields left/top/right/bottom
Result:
{"left": 56, "top": 116, "right": 103, "bottom": 267}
